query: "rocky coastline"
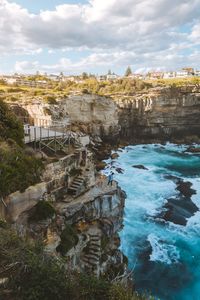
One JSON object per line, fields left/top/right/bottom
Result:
{"left": 1, "top": 86, "right": 200, "bottom": 288}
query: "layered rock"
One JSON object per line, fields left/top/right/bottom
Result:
{"left": 54, "top": 183, "right": 126, "bottom": 278}
{"left": 116, "top": 86, "right": 200, "bottom": 140}
{"left": 62, "top": 94, "right": 120, "bottom": 142}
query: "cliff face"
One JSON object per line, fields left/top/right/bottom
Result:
{"left": 116, "top": 87, "right": 200, "bottom": 140}
{"left": 62, "top": 94, "right": 120, "bottom": 141}
{"left": 11, "top": 86, "right": 200, "bottom": 143}
{"left": 59, "top": 185, "right": 126, "bottom": 278}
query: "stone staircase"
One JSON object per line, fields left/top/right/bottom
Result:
{"left": 68, "top": 176, "right": 85, "bottom": 197}
{"left": 82, "top": 233, "right": 101, "bottom": 276}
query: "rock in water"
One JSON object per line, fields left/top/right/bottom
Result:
{"left": 111, "top": 153, "right": 119, "bottom": 159}
{"left": 132, "top": 165, "right": 149, "bottom": 170}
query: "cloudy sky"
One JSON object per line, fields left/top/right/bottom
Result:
{"left": 0, "top": 0, "right": 200, "bottom": 75}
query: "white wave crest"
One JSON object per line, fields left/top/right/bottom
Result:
{"left": 147, "top": 233, "right": 180, "bottom": 265}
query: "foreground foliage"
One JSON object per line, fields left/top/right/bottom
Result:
{"left": 0, "top": 227, "right": 150, "bottom": 300}
{"left": 0, "top": 100, "right": 44, "bottom": 197}
{"left": 0, "top": 99, "right": 23, "bottom": 145}
{"left": 0, "top": 141, "right": 43, "bottom": 197}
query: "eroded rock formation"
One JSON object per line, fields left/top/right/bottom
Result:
{"left": 117, "top": 86, "right": 200, "bottom": 140}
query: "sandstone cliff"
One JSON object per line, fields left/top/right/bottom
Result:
{"left": 12, "top": 86, "right": 200, "bottom": 143}
{"left": 116, "top": 86, "right": 200, "bottom": 140}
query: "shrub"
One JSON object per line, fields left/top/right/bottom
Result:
{"left": 29, "top": 201, "right": 55, "bottom": 222}
{"left": 69, "top": 168, "right": 82, "bottom": 177}
{"left": 44, "top": 95, "right": 57, "bottom": 105}
{"left": 0, "top": 141, "right": 44, "bottom": 197}
{"left": 0, "top": 219, "right": 7, "bottom": 229}
{"left": 0, "top": 228, "right": 151, "bottom": 300}
{"left": 0, "top": 99, "right": 24, "bottom": 145}
{"left": 77, "top": 274, "right": 110, "bottom": 300}
{"left": 56, "top": 224, "right": 79, "bottom": 255}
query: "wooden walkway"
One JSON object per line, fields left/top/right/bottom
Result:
{"left": 24, "top": 125, "right": 72, "bottom": 153}
{"left": 24, "top": 125, "right": 68, "bottom": 144}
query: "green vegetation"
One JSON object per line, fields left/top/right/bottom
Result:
{"left": 0, "top": 218, "right": 7, "bottom": 229}
{"left": 124, "top": 66, "right": 132, "bottom": 77}
{"left": 0, "top": 99, "right": 23, "bottom": 145}
{"left": 144, "top": 76, "right": 200, "bottom": 88}
{"left": 101, "top": 236, "right": 110, "bottom": 250}
{"left": 57, "top": 224, "right": 79, "bottom": 255}
{"left": 29, "top": 201, "right": 55, "bottom": 222}
{"left": 0, "top": 227, "right": 149, "bottom": 300}
{"left": 0, "top": 140, "right": 43, "bottom": 196}
{"left": 0, "top": 100, "right": 44, "bottom": 197}
{"left": 69, "top": 168, "right": 82, "bottom": 177}
{"left": 44, "top": 95, "right": 57, "bottom": 104}
{"left": 1, "top": 75, "right": 200, "bottom": 105}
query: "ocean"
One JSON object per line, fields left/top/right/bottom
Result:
{"left": 104, "top": 143, "right": 200, "bottom": 300}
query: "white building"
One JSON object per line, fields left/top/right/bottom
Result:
{"left": 194, "top": 70, "right": 200, "bottom": 77}
{"left": 176, "top": 71, "right": 189, "bottom": 78}
{"left": 128, "top": 74, "right": 144, "bottom": 80}
{"left": 106, "top": 74, "right": 119, "bottom": 80}
{"left": 163, "top": 72, "right": 176, "bottom": 79}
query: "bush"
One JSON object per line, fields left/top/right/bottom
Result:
{"left": 56, "top": 224, "right": 79, "bottom": 255}
{"left": 44, "top": 95, "right": 57, "bottom": 104}
{"left": 0, "top": 228, "right": 151, "bottom": 300}
{"left": 29, "top": 201, "right": 55, "bottom": 222}
{"left": 15, "top": 254, "right": 72, "bottom": 300}
{"left": 0, "top": 99, "right": 24, "bottom": 145}
{"left": 77, "top": 274, "right": 110, "bottom": 300}
{"left": 0, "top": 219, "right": 7, "bottom": 229}
{"left": 69, "top": 168, "right": 82, "bottom": 177}
{"left": 0, "top": 141, "right": 44, "bottom": 197}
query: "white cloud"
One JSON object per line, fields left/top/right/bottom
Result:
{"left": 2, "top": 0, "right": 200, "bottom": 72}
{"left": 15, "top": 60, "right": 40, "bottom": 72}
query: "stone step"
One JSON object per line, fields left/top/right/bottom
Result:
{"left": 88, "top": 246, "right": 101, "bottom": 253}
{"left": 82, "top": 257, "right": 98, "bottom": 267}
{"left": 89, "top": 242, "right": 101, "bottom": 248}
{"left": 74, "top": 177, "right": 84, "bottom": 181}
{"left": 85, "top": 254, "right": 99, "bottom": 261}
{"left": 88, "top": 249, "right": 101, "bottom": 256}
{"left": 70, "top": 183, "right": 81, "bottom": 188}
{"left": 74, "top": 178, "right": 84, "bottom": 183}
{"left": 89, "top": 234, "right": 101, "bottom": 238}
{"left": 71, "top": 180, "right": 82, "bottom": 185}
{"left": 68, "top": 187, "right": 77, "bottom": 191}
{"left": 86, "top": 251, "right": 100, "bottom": 259}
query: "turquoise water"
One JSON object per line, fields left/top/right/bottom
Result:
{"left": 104, "top": 144, "right": 200, "bottom": 300}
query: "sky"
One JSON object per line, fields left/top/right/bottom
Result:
{"left": 0, "top": 0, "right": 200, "bottom": 75}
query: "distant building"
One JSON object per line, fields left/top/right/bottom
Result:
{"left": 148, "top": 72, "right": 164, "bottom": 79}
{"left": 163, "top": 72, "right": 176, "bottom": 79}
{"left": 106, "top": 74, "right": 119, "bottom": 81}
{"left": 182, "top": 67, "right": 194, "bottom": 75}
{"left": 176, "top": 71, "right": 189, "bottom": 78}
{"left": 46, "top": 74, "right": 61, "bottom": 81}
{"left": 64, "top": 76, "right": 76, "bottom": 82}
{"left": 96, "top": 75, "right": 107, "bottom": 82}
{"left": 194, "top": 70, "right": 200, "bottom": 77}
{"left": 3, "top": 76, "right": 18, "bottom": 85}
{"left": 128, "top": 74, "right": 144, "bottom": 80}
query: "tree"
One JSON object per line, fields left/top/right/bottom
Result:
{"left": 82, "top": 72, "right": 88, "bottom": 80}
{"left": 125, "top": 66, "right": 132, "bottom": 77}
